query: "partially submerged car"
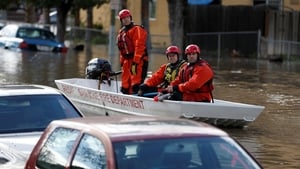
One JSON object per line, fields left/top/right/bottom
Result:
{"left": 0, "top": 84, "right": 84, "bottom": 156}
{"left": 0, "top": 24, "right": 67, "bottom": 52}
{"left": 25, "top": 116, "right": 262, "bottom": 169}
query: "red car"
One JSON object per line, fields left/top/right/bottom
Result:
{"left": 25, "top": 116, "right": 262, "bottom": 169}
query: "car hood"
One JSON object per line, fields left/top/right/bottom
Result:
{"left": 0, "top": 142, "right": 27, "bottom": 169}
{"left": 0, "top": 132, "right": 42, "bottom": 156}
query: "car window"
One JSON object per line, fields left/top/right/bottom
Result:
{"left": 41, "top": 30, "right": 56, "bottom": 40}
{"left": 71, "top": 134, "right": 107, "bottom": 169}
{"left": 0, "top": 94, "right": 82, "bottom": 133}
{"left": 17, "top": 28, "right": 40, "bottom": 38}
{"left": 113, "top": 137, "right": 261, "bottom": 169}
{"left": 16, "top": 27, "right": 56, "bottom": 40}
{"left": 36, "top": 127, "right": 80, "bottom": 169}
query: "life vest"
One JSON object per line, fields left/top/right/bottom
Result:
{"left": 117, "top": 24, "right": 145, "bottom": 59}
{"left": 181, "top": 59, "right": 214, "bottom": 93}
{"left": 164, "top": 60, "right": 186, "bottom": 86}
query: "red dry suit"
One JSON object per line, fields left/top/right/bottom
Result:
{"left": 117, "top": 23, "right": 148, "bottom": 94}
{"left": 170, "top": 59, "right": 214, "bottom": 102}
{"left": 145, "top": 60, "right": 186, "bottom": 88}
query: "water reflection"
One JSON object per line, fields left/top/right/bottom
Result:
{"left": 0, "top": 47, "right": 300, "bottom": 168}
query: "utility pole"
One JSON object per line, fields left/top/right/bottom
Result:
{"left": 141, "top": 0, "right": 152, "bottom": 70}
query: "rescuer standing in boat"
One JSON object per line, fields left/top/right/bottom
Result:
{"left": 117, "top": 9, "right": 148, "bottom": 94}
{"left": 166, "top": 44, "right": 214, "bottom": 102}
{"left": 138, "top": 45, "right": 186, "bottom": 96}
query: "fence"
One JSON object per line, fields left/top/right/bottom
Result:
{"left": 185, "top": 30, "right": 300, "bottom": 61}
{"left": 260, "top": 37, "right": 300, "bottom": 61}
{"left": 186, "top": 31, "right": 261, "bottom": 59}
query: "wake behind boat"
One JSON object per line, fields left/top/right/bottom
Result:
{"left": 55, "top": 77, "right": 264, "bottom": 128}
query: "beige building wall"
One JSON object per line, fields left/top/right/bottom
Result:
{"left": 222, "top": 0, "right": 252, "bottom": 6}
{"left": 285, "top": 0, "right": 300, "bottom": 11}
{"left": 80, "top": 3, "right": 111, "bottom": 32}
{"left": 114, "top": 0, "right": 171, "bottom": 48}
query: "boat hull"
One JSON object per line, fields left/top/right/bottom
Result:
{"left": 55, "top": 78, "right": 265, "bottom": 128}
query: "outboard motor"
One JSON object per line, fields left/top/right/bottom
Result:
{"left": 85, "top": 58, "right": 112, "bottom": 79}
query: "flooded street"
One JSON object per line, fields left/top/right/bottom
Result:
{"left": 212, "top": 59, "right": 300, "bottom": 168}
{"left": 0, "top": 46, "right": 300, "bottom": 168}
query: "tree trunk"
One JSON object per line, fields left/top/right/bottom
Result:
{"left": 141, "top": 0, "right": 151, "bottom": 53}
{"left": 85, "top": 6, "right": 93, "bottom": 42}
{"left": 167, "top": 0, "right": 186, "bottom": 51}
{"left": 74, "top": 8, "right": 80, "bottom": 27}
{"left": 43, "top": 8, "right": 50, "bottom": 24}
{"left": 73, "top": 7, "right": 81, "bottom": 38}
{"left": 120, "top": 0, "right": 127, "bottom": 9}
{"left": 56, "top": 8, "right": 67, "bottom": 43}
{"left": 56, "top": 0, "right": 73, "bottom": 43}
{"left": 25, "top": 4, "right": 36, "bottom": 23}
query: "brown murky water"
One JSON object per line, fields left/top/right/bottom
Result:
{"left": 0, "top": 46, "right": 299, "bottom": 168}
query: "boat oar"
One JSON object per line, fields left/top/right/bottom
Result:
{"left": 153, "top": 93, "right": 170, "bottom": 102}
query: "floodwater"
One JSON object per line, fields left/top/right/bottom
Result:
{"left": 0, "top": 46, "right": 300, "bottom": 169}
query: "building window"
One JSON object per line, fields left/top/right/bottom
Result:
{"left": 149, "top": 0, "right": 156, "bottom": 19}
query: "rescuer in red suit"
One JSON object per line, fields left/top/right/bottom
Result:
{"left": 117, "top": 9, "right": 148, "bottom": 94}
{"left": 166, "top": 44, "right": 214, "bottom": 102}
{"left": 138, "top": 45, "right": 186, "bottom": 96}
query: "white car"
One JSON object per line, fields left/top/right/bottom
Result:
{"left": 0, "top": 84, "right": 84, "bottom": 157}
{"left": 0, "top": 142, "right": 26, "bottom": 169}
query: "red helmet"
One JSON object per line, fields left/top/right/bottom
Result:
{"left": 165, "top": 46, "right": 180, "bottom": 55}
{"left": 119, "top": 9, "right": 132, "bottom": 20}
{"left": 185, "top": 44, "right": 200, "bottom": 55}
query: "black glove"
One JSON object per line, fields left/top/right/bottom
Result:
{"left": 132, "top": 84, "right": 140, "bottom": 94}
{"left": 172, "top": 85, "right": 179, "bottom": 92}
{"left": 137, "top": 84, "right": 149, "bottom": 96}
{"left": 168, "top": 85, "right": 182, "bottom": 101}
{"left": 121, "top": 87, "right": 129, "bottom": 94}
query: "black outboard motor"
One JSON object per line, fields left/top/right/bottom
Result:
{"left": 85, "top": 58, "right": 112, "bottom": 79}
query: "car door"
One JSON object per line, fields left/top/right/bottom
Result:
{"left": 34, "top": 127, "right": 81, "bottom": 169}
{"left": 70, "top": 134, "right": 108, "bottom": 169}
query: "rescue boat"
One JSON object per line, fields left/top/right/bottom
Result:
{"left": 55, "top": 77, "right": 264, "bottom": 128}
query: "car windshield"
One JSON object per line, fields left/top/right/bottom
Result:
{"left": 17, "top": 28, "right": 56, "bottom": 40}
{"left": 113, "top": 137, "right": 261, "bottom": 169}
{"left": 0, "top": 94, "right": 81, "bottom": 133}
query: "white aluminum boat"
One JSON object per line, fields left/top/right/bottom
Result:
{"left": 55, "top": 78, "right": 265, "bottom": 128}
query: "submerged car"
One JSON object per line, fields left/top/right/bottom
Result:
{"left": 0, "top": 24, "right": 67, "bottom": 52}
{"left": 25, "top": 116, "right": 262, "bottom": 169}
{"left": 0, "top": 84, "right": 84, "bottom": 156}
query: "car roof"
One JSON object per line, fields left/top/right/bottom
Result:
{"left": 49, "top": 116, "right": 229, "bottom": 141}
{"left": 0, "top": 85, "right": 62, "bottom": 96}
{"left": 3, "top": 24, "right": 46, "bottom": 30}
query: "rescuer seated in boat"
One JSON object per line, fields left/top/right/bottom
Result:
{"left": 166, "top": 44, "right": 214, "bottom": 102}
{"left": 137, "top": 45, "right": 186, "bottom": 97}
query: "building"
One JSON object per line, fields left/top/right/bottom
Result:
{"left": 80, "top": 0, "right": 300, "bottom": 58}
